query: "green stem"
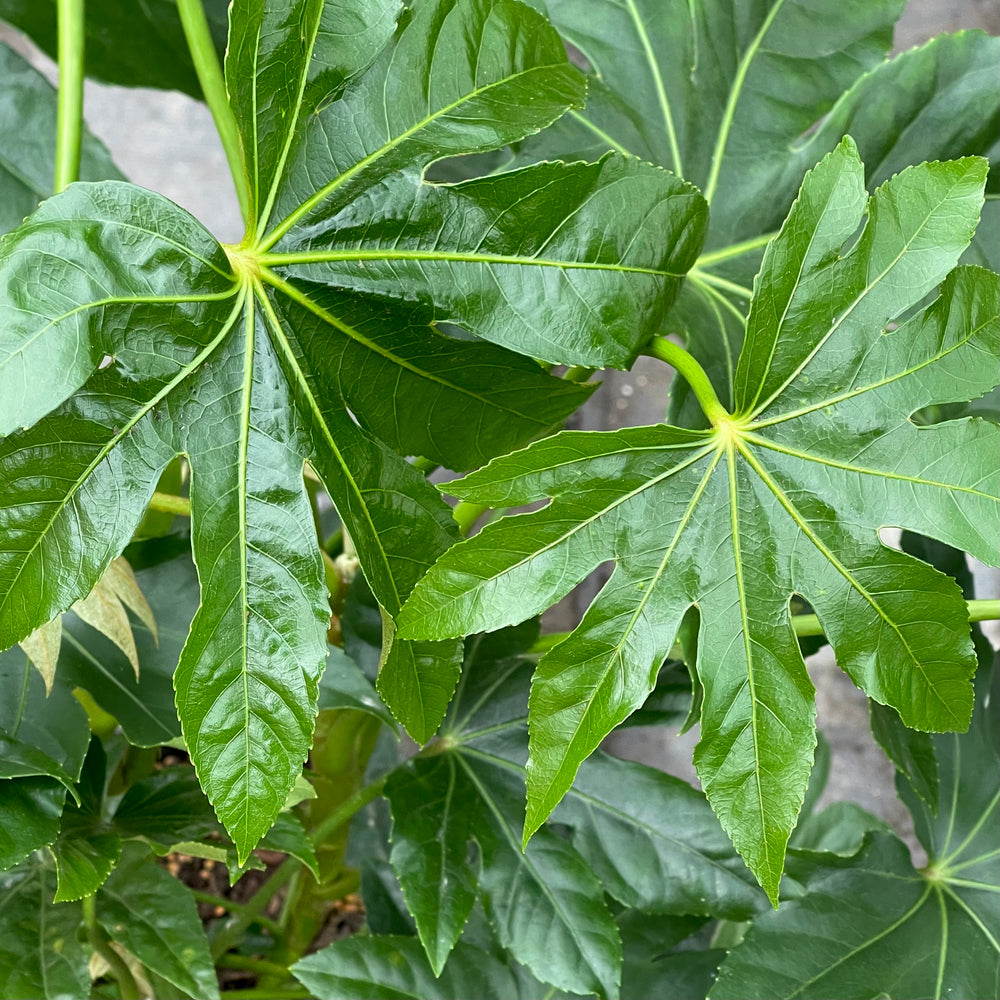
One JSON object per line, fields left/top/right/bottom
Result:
{"left": 216, "top": 990, "right": 310, "bottom": 1000}
{"left": 54, "top": 0, "right": 85, "bottom": 192}
{"left": 648, "top": 336, "right": 729, "bottom": 425}
{"left": 210, "top": 774, "right": 389, "bottom": 960}
{"left": 453, "top": 500, "right": 489, "bottom": 536}
{"left": 562, "top": 365, "right": 597, "bottom": 383}
{"left": 83, "top": 895, "right": 143, "bottom": 1000}
{"left": 215, "top": 953, "right": 294, "bottom": 977}
{"left": 687, "top": 268, "right": 753, "bottom": 299}
{"left": 530, "top": 599, "right": 1000, "bottom": 653}
{"left": 696, "top": 232, "right": 776, "bottom": 267}
{"left": 148, "top": 491, "right": 191, "bottom": 517}
{"left": 176, "top": 0, "right": 252, "bottom": 229}
{"left": 412, "top": 456, "right": 439, "bottom": 475}
{"left": 188, "top": 889, "right": 282, "bottom": 934}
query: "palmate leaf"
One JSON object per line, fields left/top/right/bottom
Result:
{"left": 383, "top": 624, "right": 765, "bottom": 995}
{"left": 399, "top": 140, "right": 1000, "bottom": 901}
{"left": 514, "top": 0, "right": 1000, "bottom": 419}
{"left": 388, "top": 631, "right": 622, "bottom": 998}
{"left": 711, "top": 653, "right": 999, "bottom": 1000}
{"left": 0, "top": 0, "right": 705, "bottom": 861}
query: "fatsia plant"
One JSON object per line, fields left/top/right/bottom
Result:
{"left": 0, "top": 0, "right": 999, "bottom": 997}
{"left": 399, "top": 139, "right": 1000, "bottom": 900}
{"left": 0, "top": 0, "right": 706, "bottom": 859}
{"left": 512, "top": 0, "right": 1000, "bottom": 419}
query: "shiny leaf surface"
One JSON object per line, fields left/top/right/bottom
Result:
{"left": 399, "top": 143, "right": 1000, "bottom": 901}
{"left": 0, "top": 0, "right": 707, "bottom": 857}
{"left": 96, "top": 844, "right": 221, "bottom": 1000}
{"left": 0, "top": 864, "right": 87, "bottom": 1000}
{"left": 712, "top": 659, "right": 999, "bottom": 999}
{"left": 514, "top": 1, "right": 999, "bottom": 416}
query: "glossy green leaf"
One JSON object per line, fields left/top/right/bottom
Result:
{"left": 269, "top": 282, "right": 592, "bottom": 470}
{"left": 112, "top": 764, "right": 318, "bottom": 876}
{"left": 96, "top": 844, "right": 220, "bottom": 1000}
{"left": 113, "top": 766, "right": 231, "bottom": 855}
{"left": 554, "top": 753, "right": 766, "bottom": 920}
{"left": 386, "top": 628, "right": 622, "bottom": 997}
{"left": 1, "top": 0, "right": 709, "bottom": 859}
{"left": 514, "top": 2, "right": 999, "bottom": 418}
{"left": 386, "top": 757, "right": 482, "bottom": 976}
{"left": 0, "top": 864, "right": 87, "bottom": 1000}
{"left": 386, "top": 625, "right": 775, "bottom": 995}
{"left": 0, "top": 41, "right": 121, "bottom": 236}
{"left": 319, "top": 644, "right": 397, "bottom": 730}
{"left": 0, "top": 732, "right": 78, "bottom": 793}
{"left": 275, "top": 154, "right": 707, "bottom": 370}
{"left": 0, "top": 781, "right": 65, "bottom": 873}
{"left": 0, "top": 0, "right": 230, "bottom": 96}
{"left": 399, "top": 142, "right": 1000, "bottom": 901}
{"left": 49, "top": 739, "right": 120, "bottom": 902}
{"left": 0, "top": 647, "right": 90, "bottom": 870}
{"left": 711, "top": 657, "right": 999, "bottom": 1000}
{"left": 617, "top": 911, "right": 722, "bottom": 1000}
{"left": 293, "top": 936, "right": 522, "bottom": 1000}
{"left": 788, "top": 801, "right": 891, "bottom": 858}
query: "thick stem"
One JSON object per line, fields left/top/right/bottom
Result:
{"left": 530, "top": 599, "right": 1000, "bottom": 653}
{"left": 54, "top": 0, "right": 85, "bottom": 192}
{"left": 176, "top": 0, "right": 252, "bottom": 229}
{"left": 148, "top": 491, "right": 191, "bottom": 517}
{"left": 83, "top": 895, "right": 143, "bottom": 1000}
{"left": 453, "top": 500, "right": 489, "bottom": 536}
{"left": 209, "top": 773, "right": 389, "bottom": 960}
{"left": 648, "top": 336, "right": 729, "bottom": 425}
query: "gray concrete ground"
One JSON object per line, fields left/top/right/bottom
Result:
{"left": 3, "top": 0, "right": 997, "bottom": 850}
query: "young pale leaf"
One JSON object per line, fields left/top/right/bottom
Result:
{"left": 0, "top": 0, "right": 708, "bottom": 859}
{"left": 515, "top": 1, "right": 999, "bottom": 418}
{"left": 0, "top": 41, "right": 122, "bottom": 236}
{"left": 96, "top": 844, "right": 221, "bottom": 1000}
{"left": 399, "top": 141, "right": 1000, "bottom": 902}
{"left": 0, "top": 0, "right": 230, "bottom": 96}
{"left": 0, "top": 865, "right": 87, "bottom": 1000}
{"left": 712, "top": 658, "right": 999, "bottom": 999}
